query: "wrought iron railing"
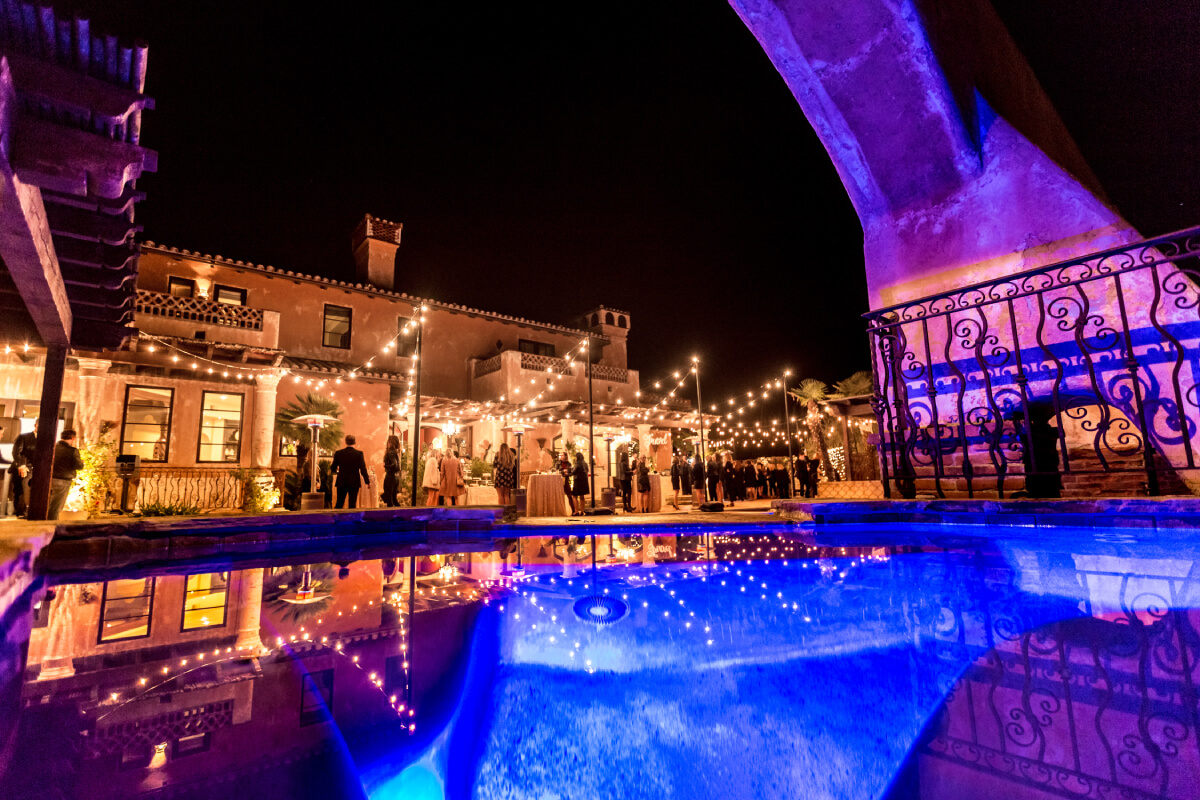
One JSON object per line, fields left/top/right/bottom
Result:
{"left": 136, "top": 290, "right": 265, "bottom": 331}
{"left": 865, "top": 226, "right": 1200, "bottom": 498}
{"left": 98, "top": 467, "right": 285, "bottom": 512}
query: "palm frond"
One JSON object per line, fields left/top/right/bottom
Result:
{"left": 830, "top": 370, "right": 873, "bottom": 398}
{"left": 274, "top": 392, "right": 345, "bottom": 452}
{"left": 789, "top": 378, "right": 829, "bottom": 404}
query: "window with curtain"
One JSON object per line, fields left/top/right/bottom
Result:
{"left": 121, "top": 386, "right": 173, "bottom": 462}
{"left": 181, "top": 573, "right": 228, "bottom": 630}
{"left": 197, "top": 392, "right": 243, "bottom": 463}
{"left": 99, "top": 578, "right": 154, "bottom": 642}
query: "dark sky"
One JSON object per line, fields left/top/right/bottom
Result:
{"left": 84, "top": 1, "right": 1199, "bottom": 406}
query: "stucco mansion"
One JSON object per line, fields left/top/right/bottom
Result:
{"left": 0, "top": 215, "right": 707, "bottom": 511}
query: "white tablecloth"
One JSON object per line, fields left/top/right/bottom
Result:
{"left": 527, "top": 474, "right": 568, "bottom": 517}
{"left": 466, "top": 485, "right": 499, "bottom": 506}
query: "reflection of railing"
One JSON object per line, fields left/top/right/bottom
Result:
{"left": 866, "top": 226, "right": 1200, "bottom": 499}
{"left": 137, "top": 290, "right": 265, "bottom": 330}
{"left": 100, "top": 467, "right": 275, "bottom": 511}
{"left": 520, "top": 352, "right": 571, "bottom": 375}
{"left": 474, "top": 354, "right": 502, "bottom": 378}
{"left": 590, "top": 363, "right": 628, "bottom": 384}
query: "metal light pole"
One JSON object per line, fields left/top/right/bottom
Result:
{"left": 409, "top": 307, "right": 425, "bottom": 507}
{"left": 586, "top": 332, "right": 595, "bottom": 509}
{"left": 781, "top": 370, "right": 795, "bottom": 497}
{"left": 692, "top": 357, "right": 705, "bottom": 462}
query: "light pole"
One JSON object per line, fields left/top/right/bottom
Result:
{"left": 781, "top": 370, "right": 795, "bottom": 496}
{"left": 692, "top": 357, "right": 705, "bottom": 462}
{"left": 407, "top": 306, "right": 425, "bottom": 507}
{"left": 586, "top": 333, "right": 596, "bottom": 509}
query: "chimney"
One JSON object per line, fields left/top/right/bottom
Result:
{"left": 352, "top": 214, "right": 403, "bottom": 290}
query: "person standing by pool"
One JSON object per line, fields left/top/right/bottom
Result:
{"left": 8, "top": 417, "right": 36, "bottom": 518}
{"left": 381, "top": 435, "right": 401, "bottom": 507}
{"left": 493, "top": 442, "right": 517, "bottom": 506}
{"left": 571, "top": 452, "right": 590, "bottom": 515}
{"left": 691, "top": 453, "right": 705, "bottom": 507}
{"left": 670, "top": 453, "right": 684, "bottom": 510}
{"left": 422, "top": 448, "right": 442, "bottom": 506}
{"left": 331, "top": 434, "right": 370, "bottom": 509}
{"left": 721, "top": 454, "right": 737, "bottom": 509}
{"left": 707, "top": 453, "right": 722, "bottom": 503}
{"left": 440, "top": 450, "right": 466, "bottom": 506}
{"left": 636, "top": 456, "right": 651, "bottom": 512}
{"left": 48, "top": 430, "right": 83, "bottom": 520}
{"left": 680, "top": 452, "right": 693, "bottom": 498}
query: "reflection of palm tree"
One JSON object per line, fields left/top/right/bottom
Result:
{"left": 263, "top": 563, "right": 335, "bottom": 625}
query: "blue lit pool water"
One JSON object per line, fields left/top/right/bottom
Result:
{"left": 364, "top": 526, "right": 1200, "bottom": 800}
{"left": 7, "top": 525, "right": 1200, "bottom": 800}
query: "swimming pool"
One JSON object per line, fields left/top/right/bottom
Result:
{"left": 4, "top": 525, "right": 1198, "bottom": 799}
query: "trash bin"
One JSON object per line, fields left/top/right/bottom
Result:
{"left": 600, "top": 487, "right": 617, "bottom": 510}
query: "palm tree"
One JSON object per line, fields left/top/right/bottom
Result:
{"left": 275, "top": 392, "right": 345, "bottom": 455}
{"left": 830, "top": 370, "right": 873, "bottom": 399}
{"left": 789, "top": 379, "right": 838, "bottom": 481}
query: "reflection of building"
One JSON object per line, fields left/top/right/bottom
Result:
{"left": 4, "top": 214, "right": 714, "bottom": 514}
{"left": 12, "top": 546, "right": 510, "bottom": 798}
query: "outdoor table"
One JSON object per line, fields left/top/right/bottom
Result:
{"left": 527, "top": 473, "right": 568, "bottom": 517}
{"left": 466, "top": 485, "right": 498, "bottom": 506}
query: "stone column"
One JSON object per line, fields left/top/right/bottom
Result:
{"left": 233, "top": 568, "right": 265, "bottom": 653}
{"left": 74, "top": 358, "right": 111, "bottom": 445}
{"left": 559, "top": 419, "right": 575, "bottom": 450}
{"left": 38, "top": 584, "right": 82, "bottom": 680}
{"left": 252, "top": 370, "right": 284, "bottom": 470}
{"left": 637, "top": 424, "right": 652, "bottom": 460}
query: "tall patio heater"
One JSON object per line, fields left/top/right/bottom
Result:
{"left": 292, "top": 414, "right": 340, "bottom": 510}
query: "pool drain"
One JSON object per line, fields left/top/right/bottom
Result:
{"left": 572, "top": 595, "right": 628, "bottom": 626}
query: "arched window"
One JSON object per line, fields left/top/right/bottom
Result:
{"left": 590, "top": 313, "right": 599, "bottom": 326}
{"left": 618, "top": 315, "right": 627, "bottom": 329}
{"left": 605, "top": 312, "right": 614, "bottom": 325}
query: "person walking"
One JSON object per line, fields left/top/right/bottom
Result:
{"left": 330, "top": 435, "right": 370, "bottom": 509}
{"left": 382, "top": 435, "right": 401, "bottom": 507}
{"left": 8, "top": 418, "right": 37, "bottom": 518}
{"left": 440, "top": 450, "right": 465, "bottom": 506}
{"left": 570, "top": 452, "right": 590, "bottom": 515}
{"left": 493, "top": 442, "right": 517, "bottom": 505}
{"left": 691, "top": 453, "right": 705, "bottom": 507}
{"left": 47, "top": 429, "right": 83, "bottom": 520}
{"left": 636, "top": 456, "right": 651, "bottom": 512}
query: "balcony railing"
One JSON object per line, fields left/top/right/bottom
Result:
{"left": 590, "top": 363, "right": 629, "bottom": 384}
{"left": 137, "top": 290, "right": 265, "bottom": 331}
{"left": 475, "top": 354, "right": 502, "bottom": 378}
{"left": 865, "top": 225, "right": 1200, "bottom": 498}
{"left": 520, "top": 352, "right": 572, "bottom": 375}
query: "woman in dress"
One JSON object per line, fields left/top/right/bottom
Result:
{"left": 721, "top": 454, "right": 737, "bottom": 509}
{"left": 636, "top": 456, "right": 651, "bottom": 512}
{"left": 382, "top": 435, "right": 401, "bottom": 507}
{"left": 493, "top": 442, "right": 517, "bottom": 505}
{"left": 669, "top": 453, "right": 683, "bottom": 510}
{"left": 559, "top": 451, "right": 576, "bottom": 514}
{"left": 571, "top": 452, "right": 590, "bottom": 515}
{"left": 742, "top": 459, "right": 758, "bottom": 501}
{"left": 422, "top": 448, "right": 442, "bottom": 506}
{"left": 691, "top": 453, "right": 706, "bottom": 507}
{"left": 439, "top": 450, "right": 465, "bottom": 506}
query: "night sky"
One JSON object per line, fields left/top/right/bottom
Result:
{"left": 85, "top": 1, "right": 1199, "bottom": 404}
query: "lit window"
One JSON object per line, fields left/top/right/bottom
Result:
{"left": 182, "top": 573, "right": 228, "bottom": 630}
{"left": 168, "top": 277, "right": 195, "bottom": 298}
{"left": 212, "top": 285, "right": 246, "bottom": 306}
{"left": 99, "top": 578, "right": 154, "bottom": 642}
{"left": 300, "top": 669, "right": 334, "bottom": 726}
{"left": 121, "top": 386, "right": 173, "bottom": 462}
{"left": 323, "top": 305, "right": 352, "bottom": 349}
{"left": 197, "top": 392, "right": 243, "bottom": 463}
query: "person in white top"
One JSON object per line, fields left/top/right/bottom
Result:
{"left": 422, "top": 449, "right": 442, "bottom": 506}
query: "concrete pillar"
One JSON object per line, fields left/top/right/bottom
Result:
{"left": 74, "top": 358, "right": 111, "bottom": 445}
{"left": 637, "top": 424, "right": 651, "bottom": 461}
{"left": 38, "top": 584, "right": 82, "bottom": 680}
{"left": 233, "top": 568, "right": 265, "bottom": 653}
{"left": 27, "top": 344, "right": 67, "bottom": 521}
{"left": 251, "top": 370, "right": 284, "bottom": 470}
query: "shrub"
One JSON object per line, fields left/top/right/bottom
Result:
{"left": 136, "top": 501, "right": 201, "bottom": 517}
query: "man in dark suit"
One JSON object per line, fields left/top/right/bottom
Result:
{"left": 330, "top": 434, "right": 370, "bottom": 509}
{"left": 8, "top": 418, "right": 37, "bottom": 518}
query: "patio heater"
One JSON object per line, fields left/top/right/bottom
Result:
{"left": 291, "top": 414, "right": 340, "bottom": 510}
{"left": 503, "top": 422, "right": 533, "bottom": 513}
{"left": 780, "top": 370, "right": 795, "bottom": 496}
{"left": 692, "top": 357, "right": 705, "bottom": 462}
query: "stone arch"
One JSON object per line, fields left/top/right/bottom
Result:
{"left": 604, "top": 311, "right": 614, "bottom": 325}
{"left": 729, "top": 0, "right": 1137, "bottom": 307}
{"left": 590, "top": 313, "right": 599, "bottom": 326}
{"left": 618, "top": 315, "right": 627, "bottom": 329}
